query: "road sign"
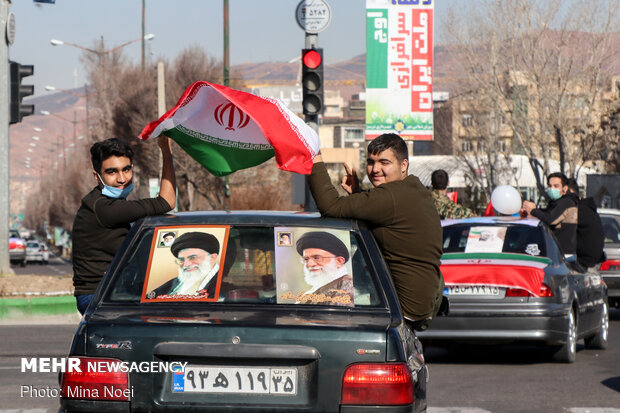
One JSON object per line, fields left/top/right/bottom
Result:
{"left": 295, "top": 0, "right": 331, "bottom": 34}
{"left": 5, "top": 12, "right": 15, "bottom": 45}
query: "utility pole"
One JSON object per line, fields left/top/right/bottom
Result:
{"left": 303, "top": 32, "right": 319, "bottom": 212}
{"left": 141, "top": 0, "right": 146, "bottom": 71}
{"left": 223, "top": 0, "right": 231, "bottom": 203}
{"left": 223, "top": 0, "right": 229, "bottom": 87}
{"left": 0, "top": 0, "right": 11, "bottom": 274}
{"left": 295, "top": 0, "right": 330, "bottom": 212}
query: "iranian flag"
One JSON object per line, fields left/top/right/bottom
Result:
{"left": 440, "top": 252, "right": 550, "bottom": 296}
{"left": 139, "top": 81, "right": 320, "bottom": 176}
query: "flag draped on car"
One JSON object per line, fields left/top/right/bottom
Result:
{"left": 440, "top": 252, "right": 550, "bottom": 296}
{"left": 139, "top": 81, "right": 320, "bottom": 176}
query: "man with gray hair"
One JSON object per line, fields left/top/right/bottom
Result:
{"left": 148, "top": 232, "right": 221, "bottom": 299}
{"left": 295, "top": 231, "right": 353, "bottom": 306}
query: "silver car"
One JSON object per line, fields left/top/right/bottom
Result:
{"left": 417, "top": 217, "right": 608, "bottom": 363}
{"left": 26, "top": 240, "right": 49, "bottom": 264}
{"left": 599, "top": 208, "right": 620, "bottom": 308}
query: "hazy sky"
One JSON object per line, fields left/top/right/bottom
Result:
{"left": 9, "top": 0, "right": 455, "bottom": 97}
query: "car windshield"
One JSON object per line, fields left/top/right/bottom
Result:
{"left": 442, "top": 223, "right": 546, "bottom": 257}
{"left": 106, "top": 225, "right": 383, "bottom": 308}
{"left": 601, "top": 215, "right": 620, "bottom": 244}
{"left": 26, "top": 242, "right": 38, "bottom": 248}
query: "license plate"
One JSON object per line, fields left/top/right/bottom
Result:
{"left": 173, "top": 365, "right": 297, "bottom": 395}
{"left": 447, "top": 285, "right": 504, "bottom": 296}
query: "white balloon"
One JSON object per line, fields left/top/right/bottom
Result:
{"left": 491, "top": 185, "right": 522, "bottom": 215}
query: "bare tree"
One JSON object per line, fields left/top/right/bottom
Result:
{"left": 84, "top": 44, "right": 286, "bottom": 211}
{"left": 450, "top": 95, "right": 516, "bottom": 201}
{"left": 443, "top": 0, "right": 620, "bottom": 193}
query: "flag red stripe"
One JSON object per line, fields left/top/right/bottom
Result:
{"left": 139, "top": 81, "right": 316, "bottom": 174}
{"left": 441, "top": 264, "right": 545, "bottom": 296}
{"left": 208, "top": 82, "right": 314, "bottom": 174}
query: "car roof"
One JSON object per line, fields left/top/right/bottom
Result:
{"left": 138, "top": 210, "right": 361, "bottom": 231}
{"left": 441, "top": 216, "right": 541, "bottom": 227}
{"left": 598, "top": 208, "right": 620, "bottom": 216}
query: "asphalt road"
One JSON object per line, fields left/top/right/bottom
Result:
{"left": 10, "top": 254, "right": 72, "bottom": 276}
{"left": 423, "top": 309, "right": 620, "bottom": 412}
{"left": 0, "top": 312, "right": 619, "bottom": 413}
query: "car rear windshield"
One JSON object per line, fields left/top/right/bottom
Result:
{"left": 442, "top": 223, "right": 546, "bottom": 257}
{"left": 106, "top": 225, "right": 383, "bottom": 308}
{"left": 601, "top": 215, "right": 620, "bottom": 244}
{"left": 9, "top": 230, "right": 20, "bottom": 239}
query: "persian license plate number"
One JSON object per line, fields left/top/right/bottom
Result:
{"left": 448, "top": 285, "right": 503, "bottom": 296}
{"left": 174, "top": 365, "right": 297, "bottom": 395}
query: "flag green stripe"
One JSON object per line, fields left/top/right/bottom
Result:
{"left": 167, "top": 128, "right": 275, "bottom": 177}
{"left": 441, "top": 252, "right": 551, "bottom": 264}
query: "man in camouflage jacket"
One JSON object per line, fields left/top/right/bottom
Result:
{"left": 430, "top": 169, "right": 476, "bottom": 219}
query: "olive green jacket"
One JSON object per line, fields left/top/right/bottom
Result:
{"left": 308, "top": 162, "right": 443, "bottom": 321}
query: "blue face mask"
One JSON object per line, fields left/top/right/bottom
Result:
{"left": 97, "top": 174, "right": 134, "bottom": 199}
{"left": 546, "top": 187, "right": 562, "bottom": 201}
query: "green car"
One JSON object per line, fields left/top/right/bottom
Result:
{"left": 59, "top": 211, "right": 428, "bottom": 412}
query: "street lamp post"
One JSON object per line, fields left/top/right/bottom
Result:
{"left": 44, "top": 85, "right": 95, "bottom": 140}
{"left": 50, "top": 34, "right": 155, "bottom": 135}
{"left": 50, "top": 33, "right": 154, "bottom": 56}
{"left": 40, "top": 109, "right": 82, "bottom": 147}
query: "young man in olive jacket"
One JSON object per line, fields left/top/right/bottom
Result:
{"left": 72, "top": 136, "right": 176, "bottom": 314}
{"left": 308, "top": 133, "right": 444, "bottom": 330}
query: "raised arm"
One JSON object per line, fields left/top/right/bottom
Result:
{"left": 158, "top": 135, "right": 176, "bottom": 210}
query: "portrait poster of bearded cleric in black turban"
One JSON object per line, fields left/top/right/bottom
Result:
{"left": 141, "top": 226, "right": 229, "bottom": 302}
{"left": 275, "top": 228, "right": 354, "bottom": 307}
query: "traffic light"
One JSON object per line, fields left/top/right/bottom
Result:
{"left": 301, "top": 48, "right": 324, "bottom": 118}
{"left": 9, "top": 61, "right": 35, "bottom": 124}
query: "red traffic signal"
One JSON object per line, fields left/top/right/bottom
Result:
{"left": 301, "top": 48, "right": 324, "bottom": 117}
{"left": 302, "top": 49, "right": 322, "bottom": 69}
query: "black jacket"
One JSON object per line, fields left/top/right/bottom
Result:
{"left": 576, "top": 197, "right": 605, "bottom": 268}
{"left": 531, "top": 192, "right": 579, "bottom": 255}
{"left": 72, "top": 187, "right": 172, "bottom": 295}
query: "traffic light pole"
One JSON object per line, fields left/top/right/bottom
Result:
{"left": 0, "top": 0, "right": 11, "bottom": 274}
{"left": 303, "top": 32, "right": 319, "bottom": 212}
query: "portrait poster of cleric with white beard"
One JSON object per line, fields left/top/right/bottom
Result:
{"left": 141, "top": 226, "right": 229, "bottom": 302}
{"left": 275, "top": 228, "right": 354, "bottom": 307}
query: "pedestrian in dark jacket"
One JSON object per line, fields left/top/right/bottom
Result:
{"left": 521, "top": 172, "right": 578, "bottom": 256}
{"left": 567, "top": 179, "right": 605, "bottom": 268}
{"left": 72, "top": 137, "right": 176, "bottom": 315}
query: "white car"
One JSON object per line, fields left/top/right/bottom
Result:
{"left": 26, "top": 240, "right": 49, "bottom": 264}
